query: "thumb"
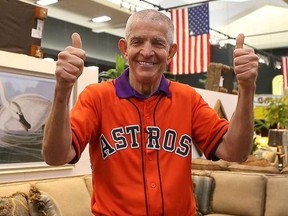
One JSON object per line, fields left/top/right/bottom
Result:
{"left": 71, "top": 32, "right": 82, "bottom": 49}
{"left": 235, "top": 33, "right": 245, "bottom": 49}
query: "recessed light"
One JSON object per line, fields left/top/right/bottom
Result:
{"left": 92, "top": 16, "right": 111, "bottom": 23}
{"left": 36, "top": 0, "right": 58, "bottom": 6}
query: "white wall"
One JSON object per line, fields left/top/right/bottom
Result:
{"left": 195, "top": 88, "right": 237, "bottom": 121}
{"left": 0, "top": 51, "right": 97, "bottom": 183}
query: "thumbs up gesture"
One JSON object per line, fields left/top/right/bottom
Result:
{"left": 55, "top": 32, "right": 86, "bottom": 90}
{"left": 233, "top": 33, "right": 258, "bottom": 90}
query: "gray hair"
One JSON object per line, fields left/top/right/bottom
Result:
{"left": 125, "top": 9, "right": 174, "bottom": 45}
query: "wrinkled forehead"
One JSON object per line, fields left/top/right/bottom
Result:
{"left": 132, "top": 17, "right": 168, "bottom": 29}
{"left": 130, "top": 13, "right": 167, "bottom": 27}
{"left": 126, "top": 21, "right": 169, "bottom": 45}
{"left": 126, "top": 12, "right": 169, "bottom": 38}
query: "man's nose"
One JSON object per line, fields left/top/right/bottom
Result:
{"left": 140, "top": 43, "right": 154, "bottom": 57}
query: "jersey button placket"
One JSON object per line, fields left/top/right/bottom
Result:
{"left": 144, "top": 100, "right": 162, "bottom": 214}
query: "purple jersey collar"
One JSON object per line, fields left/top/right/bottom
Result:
{"left": 115, "top": 68, "right": 170, "bottom": 99}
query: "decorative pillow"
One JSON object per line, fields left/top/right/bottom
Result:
{"left": 29, "top": 185, "right": 62, "bottom": 216}
{"left": 192, "top": 174, "right": 215, "bottom": 215}
{"left": 192, "top": 158, "right": 228, "bottom": 171}
{"left": 241, "top": 155, "right": 272, "bottom": 166}
{"left": 0, "top": 192, "right": 30, "bottom": 216}
{"left": 228, "top": 164, "right": 279, "bottom": 174}
{"left": 281, "top": 166, "right": 288, "bottom": 174}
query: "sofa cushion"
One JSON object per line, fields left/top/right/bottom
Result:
{"left": 34, "top": 177, "right": 92, "bottom": 216}
{"left": 0, "top": 192, "right": 30, "bottom": 216}
{"left": 83, "top": 175, "right": 93, "bottom": 196}
{"left": 211, "top": 171, "right": 266, "bottom": 216}
{"left": 192, "top": 174, "right": 215, "bottom": 215}
{"left": 265, "top": 176, "right": 288, "bottom": 216}
{"left": 0, "top": 183, "right": 31, "bottom": 197}
{"left": 29, "top": 185, "right": 62, "bottom": 216}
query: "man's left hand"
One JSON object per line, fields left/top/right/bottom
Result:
{"left": 233, "top": 33, "right": 259, "bottom": 89}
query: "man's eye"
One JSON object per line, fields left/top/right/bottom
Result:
{"left": 154, "top": 42, "right": 166, "bottom": 48}
{"left": 131, "top": 39, "right": 142, "bottom": 45}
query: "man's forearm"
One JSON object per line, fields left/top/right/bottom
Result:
{"left": 42, "top": 90, "right": 76, "bottom": 166}
{"left": 217, "top": 86, "right": 255, "bottom": 162}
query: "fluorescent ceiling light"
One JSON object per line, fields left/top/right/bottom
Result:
{"left": 36, "top": 0, "right": 58, "bottom": 6}
{"left": 221, "top": 0, "right": 251, "bottom": 2}
{"left": 92, "top": 16, "right": 111, "bottom": 23}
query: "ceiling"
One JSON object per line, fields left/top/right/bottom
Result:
{"left": 22, "top": 0, "right": 288, "bottom": 50}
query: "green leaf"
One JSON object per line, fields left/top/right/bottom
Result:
{"left": 99, "top": 54, "right": 126, "bottom": 82}
{"left": 261, "top": 95, "right": 288, "bottom": 129}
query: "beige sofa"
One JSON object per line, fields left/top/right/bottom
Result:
{"left": 192, "top": 158, "right": 288, "bottom": 216}
{"left": 0, "top": 175, "right": 93, "bottom": 216}
{"left": 192, "top": 169, "right": 288, "bottom": 216}
{"left": 1, "top": 158, "right": 288, "bottom": 216}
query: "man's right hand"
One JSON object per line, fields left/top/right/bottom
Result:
{"left": 55, "top": 32, "right": 86, "bottom": 90}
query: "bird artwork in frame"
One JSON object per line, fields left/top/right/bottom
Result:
{"left": 0, "top": 69, "right": 54, "bottom": 170}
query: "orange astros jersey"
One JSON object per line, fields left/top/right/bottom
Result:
{"left": 70, "top": 79, "right": 229, "bottom": 215}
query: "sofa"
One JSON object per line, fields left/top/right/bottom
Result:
{"left": 1, "top": 157, "right": 288, "bottom": 216}
{"left": 192, "top": 158, "right": 288, "bottom": 216}
{"left": 0, "top": 175, "right": 93, "bottom": 216}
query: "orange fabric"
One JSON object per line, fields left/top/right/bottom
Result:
{"left": 70, "top": 80, "right": 229, "bottom": 215}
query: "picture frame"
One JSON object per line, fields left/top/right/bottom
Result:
{"left": 0, "top": 66, "right": 75, "bottom": 174}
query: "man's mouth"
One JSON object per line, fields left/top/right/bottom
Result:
{"left": 138, "top": 61, "right": 155, "bottom": 66}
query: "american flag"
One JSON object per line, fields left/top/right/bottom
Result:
{"left": 282, "top": 56, "right": 288, "bottom": 90}
{"left": 170, "top": 4, "right": 210, "bottom": 75}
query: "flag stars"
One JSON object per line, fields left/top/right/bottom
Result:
{"left": 188, "top": 4, "right": 209, "bottom": 36}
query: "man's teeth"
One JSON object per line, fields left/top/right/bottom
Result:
{"left": 139, "top": 61, "right": 153, "bottom": 66}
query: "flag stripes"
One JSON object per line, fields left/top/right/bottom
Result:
{"left": 170, "top": 4, "right": 210, "bottom": 75}
{"left": 282, "top": 56, "right": 288, "bottom": 90}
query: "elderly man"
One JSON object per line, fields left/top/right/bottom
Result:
{"left": 42, "top": 9, "right": 258, "bottom": 215}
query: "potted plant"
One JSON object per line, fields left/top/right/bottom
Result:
{"left": 254, "top": 94, "right": 288, "bottom": 169}
{"left": 98, "top": 55, "right": 126, "bottom": 82}
{"left": 255, "top": 94, "right": 288, "bottom": 132}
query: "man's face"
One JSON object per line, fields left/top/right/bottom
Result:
{"left": 119, "top": 19, "right": 176, "bottom": 84}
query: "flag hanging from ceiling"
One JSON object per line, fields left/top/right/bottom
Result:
{"left": 170, "top": 3, "right": 210, "bottom": 75}
{"left": 282, "top": 56, "right": 288, "bottom": 90}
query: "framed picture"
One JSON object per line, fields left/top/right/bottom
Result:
{"left": 0, "top": 66, "right": 74, "bottom": 173}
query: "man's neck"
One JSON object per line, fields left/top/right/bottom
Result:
{"left": 128, "top": 73, "right": 162, "bottom": 98}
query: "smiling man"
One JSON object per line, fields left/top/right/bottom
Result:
{"left": 42, "top": 9, "right": 258, "bottom": 216}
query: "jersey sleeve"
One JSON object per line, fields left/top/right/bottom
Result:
{"left": 70, "top": 84, "right": 100, "bottom": 163}
{"left": 191, "top": 91, "right": 229, "bottom": 159}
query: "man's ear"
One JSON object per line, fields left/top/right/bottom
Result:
{"left": 167, "top": 43, "right": 177, "bottom": 64}
{"left": 118, "top": 39, "right": 128, "bottom": 59}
